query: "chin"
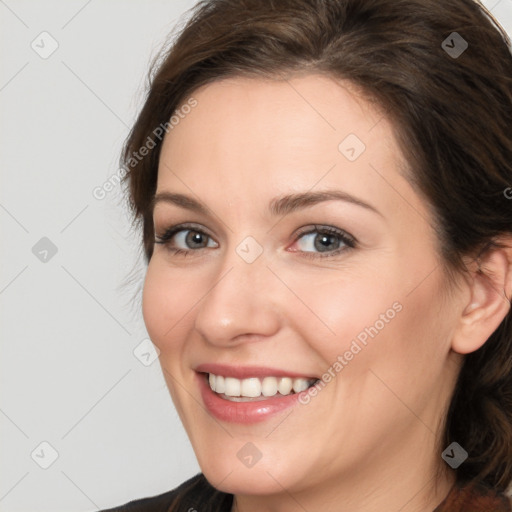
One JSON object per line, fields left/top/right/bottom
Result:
{"left": 203, "top": 464, "right": 292, "bottom": 496}
{"left": 197, "top": 446, "right": 309, "bottom": 496}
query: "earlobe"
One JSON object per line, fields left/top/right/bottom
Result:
{"left": 451, "top": 242, "right": 512, "bottom": 355}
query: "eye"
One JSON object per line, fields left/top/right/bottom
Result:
{"left": 290, "top": 225, "right": 356, "bottom": 258}
{"left": 154, "top": 223, "right": 218, "bottom": 255}
{"left": 154, "top": 222, "right": 356, "bottom": 259}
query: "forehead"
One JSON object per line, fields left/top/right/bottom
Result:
{"left": 160, "top": 74, "right": 387, "bottom": 169}
{"left": 155, "top": 74, "right": 424, "bottom": 223}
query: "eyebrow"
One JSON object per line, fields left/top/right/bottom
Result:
{"left": 151, "top": 190, "right": 382, "bottom": 217}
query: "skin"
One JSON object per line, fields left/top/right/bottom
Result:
{"left": 142, "top": 74, "right": 511, "bottom": 512}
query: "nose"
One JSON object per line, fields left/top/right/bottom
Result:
{"left": 193, "top": 247, "right": 281, "bottom": 347}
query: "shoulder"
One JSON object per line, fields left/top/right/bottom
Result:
{"left": 99, "top": 473, "right": 233, "bottom": 512}
{"left": 434, "top": 480, "right": 512, "bottom": 512}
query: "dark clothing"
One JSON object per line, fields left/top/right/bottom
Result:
{"left": 100, "top": 473, "right": 512, "bottom": 512}
{"left": 433, "top": 480, "right": 512, "bottom": 512}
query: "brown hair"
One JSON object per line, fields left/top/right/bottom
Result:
{"left": 121, "top": 0, "right": 512, "bottom": 497}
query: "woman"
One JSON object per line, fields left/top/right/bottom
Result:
{"left": 102, "top": 0, "right": 512, "bottom": 510}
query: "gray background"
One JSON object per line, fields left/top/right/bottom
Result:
{"left": 1, "top": 1, "right": 511, "bottom": 511}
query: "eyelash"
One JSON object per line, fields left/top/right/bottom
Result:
{"left": 154, "top": 222, "right": 357, "bottom": 259}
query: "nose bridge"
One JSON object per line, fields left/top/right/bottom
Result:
{"left": 193, "top": 239, "right": 281, "bottom": 345}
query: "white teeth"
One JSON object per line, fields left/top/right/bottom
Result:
{"left": 261, "top": 376, "right": 278, "bottom": 396}
{"left": 241, "top": 377, "right": 261, "bottom": 397}
{"left": 277, "top": 377, "right": 293, "bottom": 395}
{"left": 224, "top": 377, "right": 241, "bottom": 397}
{"left": 292, "top": 378, "right": 310, "bottom": 393}
{"left": 207, "top": 373, "right": 316, "bottom": 399}
{"left": 215, "top": 375, "right": 225, "bottom": 394}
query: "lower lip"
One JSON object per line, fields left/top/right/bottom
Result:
{"left": 197, "top": 373, "right": 308, "bottom": 424}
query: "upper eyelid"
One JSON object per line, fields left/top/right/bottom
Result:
{"left": 155, "top": 222, "right": 345, "bottom": 236}
{"left": 155, "top": 222, "right": 213, "bottom": 237}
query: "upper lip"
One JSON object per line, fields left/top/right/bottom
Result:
{"left": 195, "top": 363, "right": 318, "bottom": 380}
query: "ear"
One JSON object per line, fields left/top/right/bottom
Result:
{"left": 451, "top": 239, "right": 512, "bottom": 355}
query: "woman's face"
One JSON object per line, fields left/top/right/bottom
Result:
{"left": 143, "top": 75, "right": 463, "bottom": 500}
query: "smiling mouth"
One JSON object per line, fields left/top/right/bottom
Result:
{"left": 205, "top": 372, "right": 319, "bottom": 402}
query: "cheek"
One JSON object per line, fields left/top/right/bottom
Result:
{"left": 142, "top": 262, "right": 195, "bottom": 354}
{"left": 279, "top": 263, "right": 402, "bottom": 364}
{"left": 290, "top": 262, "right": 448, "bottom": 379}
